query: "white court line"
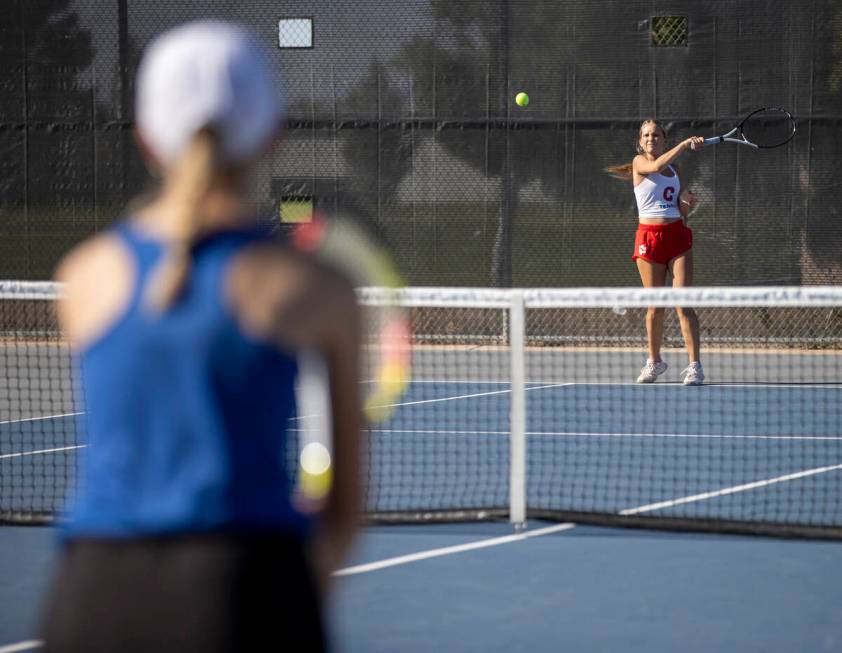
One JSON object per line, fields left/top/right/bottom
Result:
{"left": 288, "top": 379, "right": 842, "bottom": 421}
{"left": 523, "top": 430, "right": 842, "bottom": 442}
{"left": 335, "top": 523, "right": 576, "bottom": 576}
{"left": 0, "top": 413, "right": 85, "bottom": 464}
{"left": 0, "top": 444, "right": 85, "bottom": 460}
{"left": 363, "top": 379, "right": 510, "bottom": 385}
{"left": 365, "top": 382, "right": 572, "bottom": 411}
{"left": 288, "top": 388, "right": 515, "bottom": 421}
{"left": 622, "top": 463, "right": 842, "bottom": 515}
{"left": 290, "top": 426, "right": 842, "bottom": 442}
{"left": 370, "top": 379, "right": 842, "bottom": 389}
{"left": 565, "top": 381, "right": 842, "bottom": 389}
{"left": 0, "top": 641, "right": 41, "bottom": 653}
{"left": 0, "top": 412, "right": 81, "bottom": 426}
{"left": 354, "top": 379, "right": 842, "bottom": 416}
{"left": 288, "top": 427, "right": 509, "bottom": 436}
{"left": 290, "top": 381, "right": 556, "bottom": 420}
{"left": 333, "top": 462, "right": 842, "bottom": 576}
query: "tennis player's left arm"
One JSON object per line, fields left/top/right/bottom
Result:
{"left": 306, "top": 270, "right": 363, "bottom": 595}
{"left": 679, "top": 188, "right": 697, "bottom": 219}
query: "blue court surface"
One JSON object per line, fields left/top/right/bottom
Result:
{"left": 2, "top": 374, "right": 841, "bottom": 651}
{"left": 363, "top": 376, "right": 842, "bottom": 527}
{"left": 1, "top": 522, "right": 841, "bottom": 652}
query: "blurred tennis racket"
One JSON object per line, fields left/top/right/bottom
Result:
{"left": 289, "top": 207, "right": 411, "bottom": 507}
{"left": 293, "top": 209, "right": 411, "bottom": 419}
{"left": 702, "top": 107, "right": 796, "bottom": 149}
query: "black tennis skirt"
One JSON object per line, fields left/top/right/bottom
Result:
{"left": 41, "top": 532, "right": 326, "bottom": 653}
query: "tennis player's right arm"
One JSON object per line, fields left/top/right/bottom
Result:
{"left": 312, "top": 275, "right": 363, "bottom": 592}
{"left": 633, "top": 137, "right": 704, "bottom": 175}
{"left": 228, "top": 248, "right": 363, "bottom": 588}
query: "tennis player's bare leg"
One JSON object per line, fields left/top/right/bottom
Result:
{"left": 636, "top": 258, "right": 668, "bottom": 362}
{"left": 668, "top": 251, "right": 700, "bottom": 363}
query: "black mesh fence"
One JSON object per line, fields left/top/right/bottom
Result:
{"left": 1, "top": 0, "right": 840, "bottom": 286}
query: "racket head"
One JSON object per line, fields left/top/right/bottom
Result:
{"left": 290, "top": 205, "right": 412, "bottom": 422}
{"left": 287, "top": 204, "right": 411, "bottom": 511}
{"left": 738, "top": 107, "right": 796, "bottom": 148}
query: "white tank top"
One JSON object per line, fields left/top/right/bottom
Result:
{"left": 634, "top": 165, "right": 681, "bottom": 218}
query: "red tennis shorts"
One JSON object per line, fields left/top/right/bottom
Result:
{"left": 632, "top": 220, "right": 693, "bottom": 265}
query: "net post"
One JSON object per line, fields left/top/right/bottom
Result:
{"left": 508, "top": 290, "right": 527, "bottom": 527}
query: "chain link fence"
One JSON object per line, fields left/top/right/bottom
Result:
{"left": 1, "top": 0, "right": 841, "bottom": 286}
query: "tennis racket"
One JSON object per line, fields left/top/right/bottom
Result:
{"left": 293, "top": 209, "right": 411, "bottom": 420}
{"left": 289, "top": 207, "right": 411, "bottom": 508}
{"left": 702, "top": 107, "right": 796, "bottom": 149}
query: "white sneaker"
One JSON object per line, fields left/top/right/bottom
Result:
{"left": 636, "top": 359, "right": 668, "bottom": 383}
{"left": 681, "top": 362, "right": 705, "bottom": 386}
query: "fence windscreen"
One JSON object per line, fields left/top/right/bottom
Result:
{"left": 1, "top": 0, "right": 840, "bottom": 286}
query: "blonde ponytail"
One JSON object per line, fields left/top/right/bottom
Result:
{"left": 145, "top": 128, "right": 217, "bottom": 312}
{"left": 605, "top": 162, "right": 635, "bottom": 180}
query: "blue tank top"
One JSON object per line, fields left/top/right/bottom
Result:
{"left": 62, "top": 221, "right": 307, "bottom": 539}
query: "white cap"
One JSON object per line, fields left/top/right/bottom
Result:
{"left": 136, "top": 20, "right": 284, "bottom": 166}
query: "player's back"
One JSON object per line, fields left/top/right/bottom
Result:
{"left": 63, "top": 221, "right": 306, "bottom": 539}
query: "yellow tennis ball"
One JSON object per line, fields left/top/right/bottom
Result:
{"left": 299, "top": 466, "right": 332, "bottom": 500}
{"left": 515, "top": 92, "right": 529, "bottom": 107}
{"left": 299, "top": 443, "right": 332, "bottom": 500}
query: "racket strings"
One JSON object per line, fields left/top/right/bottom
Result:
{"left": 740, "top": 109, "right": 796, "bottom": 148}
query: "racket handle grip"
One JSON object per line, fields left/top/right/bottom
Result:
{"left": 702, "top": 136, "right": 722, "bottom": 146}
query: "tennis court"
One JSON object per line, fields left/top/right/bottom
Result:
{"left": 3, "top": 285, "right": 842, "bottom": 536}
{"left": 3, "top": 362, "right": 842, "bottom": 651}
{"left": 2, "top": 285, "right": 842, "bottom": 650}
{"left": 7, "top": 371, "right": 841, "bottom": 524}
{"left": 369, "top": 376, "right": 842, "bottom": 519}
{"left": 3, "top": 0, "right": 842, "bottom": 650}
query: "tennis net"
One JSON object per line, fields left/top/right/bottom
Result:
{"left": 2, "top": 282, "right": 842, "bottom": 538}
